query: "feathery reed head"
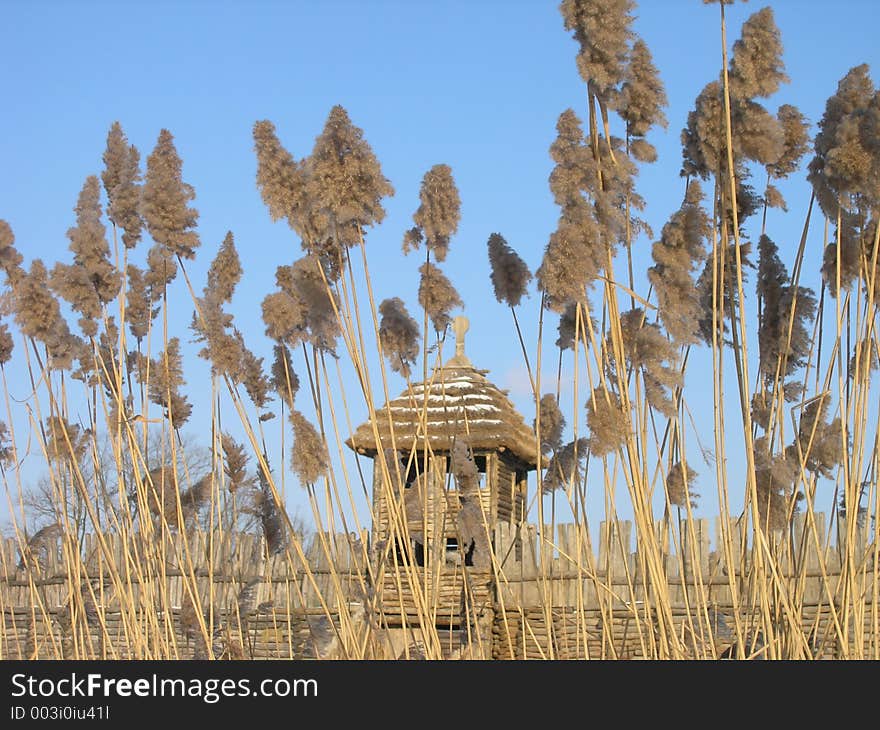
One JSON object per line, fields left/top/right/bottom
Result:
{"left": 15, "top": 259, "right": 79, "bottom": 370}
{"left": 665, "top": 461, "right": 698, "bottom": 509}
{"left": 537, "top": 222, "right": 602, "bottom": 313}
{"left": 261, "top": 290, "right": 306, "bottom": 346}
{"left": 795, "top": 396, "right": 844, "bottom": 478}
{"left": 44, "top": 415, "right": 91, "bottom": 466}
{"left": 418, "top": 262, "right": 462, "bottom": 333}
{"left": 52, "top": 176, "right": 121, "bottom": 335}
{"left": 750, "top": 390, "right": 772, "bottom": 432}
{"left": 291, "top": 254, "right": 341, "bottom": 352}
{"left": 556, "top": 302, "right": 593, "bottom": 351}
{"left": 221, "top": 433, "right": 251, "bottom": 492}
{"left": 270, "top": 343, "right": 299, "bottom": 409}
{"left": 560, "top": 0, "right": 634, "bottom": 102}
{"left": 207, "top": 231, "right": 242, "bottom": 305}
{"left": 236, "top": 333, "right": 271, "bottom": 412}
{"left": 808, "top": 65, "right": 877, "bottom": 222}
{"left": 756, "top": 234, "right": 816, "bottom": 381}
{"left": 378, "top": 297, "right": 420, "bottom": 379}
{"left": 0, "top": 420, "right": 14, "bottom": 468}
{"left": 148, "top": 337, "right": 192, "bottom": 427}
{"left": 401, "top": 226, "right": 423, "bottom": 256}
{"left": 253, "top": 120, "right": 307, "bottom": 227}
{"left": 487, "top": 233, "right": 532, "bottom": 307}
{"left": 536, "top": 394, "right": 565, "bottom": 455}
{"left": 289, "top": 409, "right": 328, "bottom": 485}
{"left": 538, "top": 109, "right": 606, "bottom": 310}
{"left": 141, "top": 129, "right": 200, "bottom": 260}
{"left": 754, "top": 436, "right": 800, "bottom": 532}
{"left": 101, "top": 122, "right": 143, "bottom": 248}
{"left": 695, "top": 241, "right": 754, "bottom": 347}
{"left": 125, "top": 264, "right": 152, "bottom": 341}
{"left": 681, "top": 81, "right": 724, "bottom": 179}
{"left": 542, "top": 437, "right": 588, "bottom": 493}
{"left": 619, "top": 37, "right": 667, "bottom": 156}
{"left": 618, "top": 308, "right": 681, "bottom": 417}
{"left": 767, "top": 104, "right": 810, "bottom": 181}
{"left": 410, "top": 164, "right": 461, "bottom": 262}
{"left": 0, "top": 322, "right": 13, "bottom": 365}
{"left": 729, "top": 7, "right": 788, "bottom": 100}
{"left": 256, "top": 456, "right": 288, "bottom": 555}
{"left": 307, "top": 105, "right": 394, "bottom": 247}
{"left": 0, "top": 219, "right": 25, "bottom": 287}
{"left": 145, "top": 241, "right": 178, "bottom": 301}
{"left": 586, "top": 387, "right": 629, "bottom": 456}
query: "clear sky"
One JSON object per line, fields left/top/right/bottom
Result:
{"left": 1, "top": 1, "right": 877, "bottom": 535}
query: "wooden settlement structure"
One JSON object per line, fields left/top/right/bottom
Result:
{"left": 346, "top": 316, "right": 540, "bottom": 656}
{"left": 2, "top": 317, "right": 877, "bottom": 659}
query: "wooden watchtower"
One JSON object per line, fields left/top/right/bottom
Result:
{"left": 346, "top": 316, "right": 540, "bottom": 656}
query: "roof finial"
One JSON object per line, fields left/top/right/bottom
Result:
{"left": 446, "top": 315, "right": 472, "bottom": 367}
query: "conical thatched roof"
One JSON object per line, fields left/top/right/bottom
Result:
{"left": 346, "top": 317, "right": 540, "bottom": 469}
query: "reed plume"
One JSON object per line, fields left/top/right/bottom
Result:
{"left": 262, "top": 255, "right": 340, "bottom": 352}
{"left": 407, "top": 164, "right": 461, "bottom": 262}
{"left": 289, "top": 409, "right": 329, "bottom": 485}
{"left": 101, "top": 122, "right": 143, "bottom": 249}
{"left": 378, "top": 297, "right": 420, "bottom": 378}
{"left": 555, "top": 302, "right": 595, "bottom": 351}
{"left": 236, "top": 334, "right": 272, "bottom": 414}
{"left": 221, "top": 433, "right": 251, "bottom": 492}
{"left": 586, "top": 387, "right": 629, "bottom": 456}
{"left": 306, "top": 105, "right": 394, "bottom": 253}
{"left": 537, "top": 109, "right": 603, "bottom": 311}
{"left": 648, "top": 182, "right": 710, "bottom": 346}
{"left": 665, "top": 461, "right": 698, "bottom": 509}
{"left": 13, "top": 260, "right": 80, "bottom": 370}
{"left": 207, "top": 231, "right": 242, "bottom": 305}
{"left": 253, "top": 120, "right": 310, "bottom": 231}
{"left": 764, "top": 104, "right": 810, "bottom": 210}
{"left": 756, "top": 234, "right": 816, "bottom": 384}
{"left": 728, "top": 7, "right": 788, "bottom": 100}
{"left": 270, "top": 343, "right": 299, "bottom": 410}
{"left": 536, "top": 394, "right": 565, "bottom": 455}
{"left": 487, "top": 233, "right": 532, "bottom": 307}
{"left": 618, "top": 38, "right": 667, "bottom": 163}
{"left": 793, "top": 396, "right": 844, "bottom": 479}
{"left": 560, "top": 0, "right": 634, "bottom": 103}
{"left": 617, "top": 308, "right": 681, "bottom": 417}
{"left": 44, "top": 415, "right": 91, "bottom": 466}
{"left": 125, "top": 264, "right": 152, "bottom": 342}
{"left": 753, "top": 435, "right": 800, "bottom": 532}
{"left": 0, "top": 323, "right": 13, "bottom": 366}
{"left": 146, "top": 337, "right": 192, "bottom": 427}
{"left": 0, "top": 219, "right": 25, "bottom": 287}
{"left": 418, "top": 262, "right": 462, "bottom": 333}
{"left": 144, "top": 240, "right": 178, "bottom": 304}
{"left": 542, "top": 437, "right": 588, "bottom": 493}
{"left": 808, "top": 65, "right": 878, "bottom": 295}
{"left": 141, "top": 129, "right": 200, "bottom": 260}
{"left": 256, "top": 456, "right": 287, "bottom": 555}
{"left": 51, "top": 176, "right": 121, "bottom": 337}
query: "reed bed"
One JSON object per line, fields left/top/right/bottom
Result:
{"left": 0, "top": 1, "right": 877, "bottom": 660}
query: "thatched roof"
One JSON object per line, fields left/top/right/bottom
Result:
{"left": 346, "top": 323, "right": 540, "bottom": 469}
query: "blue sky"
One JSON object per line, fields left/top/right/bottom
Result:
{"left": 1, "top": 1, "right": 877, "bottom": 535}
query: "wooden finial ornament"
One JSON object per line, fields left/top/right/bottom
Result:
{"left": 447, "top": 315, "right": 472, "bottom": 367}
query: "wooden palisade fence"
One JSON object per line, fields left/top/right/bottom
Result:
{"left": 1, "top": 512, "right": 876, "bottom": 660}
